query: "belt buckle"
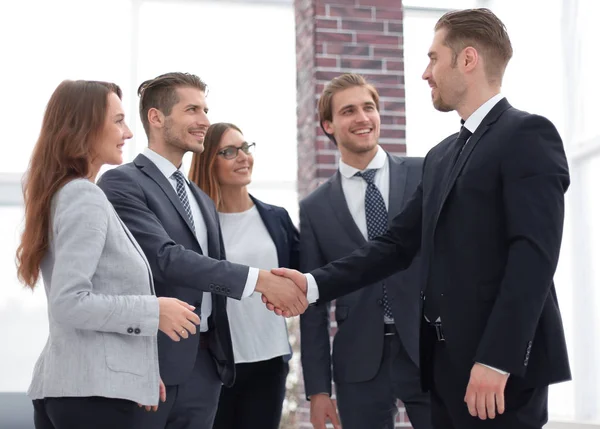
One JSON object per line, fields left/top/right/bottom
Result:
{"left": 433, "top": 322, "right": 445, "bottom": 342}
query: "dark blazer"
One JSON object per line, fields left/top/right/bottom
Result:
{"left": 311, "top": 99, "right": 572, "bottom": 390}
{"left": 97, "top": 154, "right": 249, "bottom": 387}
{"left": 299, "top": 154, "right": 423, "bottom": 397}
{"left": 251, "top": 195, "right": 299, "bottom": 274}
{"left": 250, "top": 195, "right": 300, "bottom": 363}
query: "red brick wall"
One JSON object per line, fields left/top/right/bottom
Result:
{"left": 294, "top": 0, "right": 411, "bottom": 427}
{"left": 296, "top": 0, "right": 406, "bottom": 200}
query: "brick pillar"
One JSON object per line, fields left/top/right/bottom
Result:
{"left": 296, "top": 0, "right": 406, "bottom": 200}
{"left": 294, "top": 1, "right": 411, "bottom": 428}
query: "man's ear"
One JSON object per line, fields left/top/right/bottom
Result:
{"left": 462, "top": 46, "right": 479, "bottom": 72}
{"left": 148, "top": 107, "right": 165, "bottom": 129}
{"left": 322, "top": 120, "right": 334, "bottom": 135}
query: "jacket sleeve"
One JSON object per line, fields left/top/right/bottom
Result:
{"left": 475, "top": 115, "right": 570, "bottom": 376}
{"left": 97, "top": 168, "right": 249, "bottom": 300}
{"left": 299, "top": 203, "right": 334, "bottom": 398}
{"left": 49, "top": 180, "right": 159, "bottom": 335}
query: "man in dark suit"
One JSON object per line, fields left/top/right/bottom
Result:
{"left": 97, "top": 72, "right": 307, "bottom": 429}
{"left": 299, "top": 74, "right": 432, "bottom": 429}
{"left": 271, "top": 9, "right": 571, "bottom": 429}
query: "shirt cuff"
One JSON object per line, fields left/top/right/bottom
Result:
{"left": 242, "top": 267, "right": 259, "bottom": 298}
{"left": 479, "top": 363, "right": 509, "bottom": 375}
{"left": 305, "top": 273, "right": 320, "bottom": 304}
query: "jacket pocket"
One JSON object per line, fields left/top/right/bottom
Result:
{"left": 103, "top": 333, "right": 150, "bottom": 376}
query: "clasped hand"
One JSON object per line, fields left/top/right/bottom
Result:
{"left": 256, "top": 268, "right": 308, "bottom": 317}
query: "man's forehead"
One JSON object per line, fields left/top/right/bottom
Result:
{"left": 332, "top": 87, "right": 375, "bottom": 109}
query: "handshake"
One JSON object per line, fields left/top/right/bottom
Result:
{"left": 255, "top": 268, "right": 309, "bottom": 317}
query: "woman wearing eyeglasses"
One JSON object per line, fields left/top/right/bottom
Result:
{"left": 189, "top": 123, "right": 297, "bottom": 429}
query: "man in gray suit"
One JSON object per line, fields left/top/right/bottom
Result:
{"left": 300, "top": 74, "right": 432, "bottom": 429}
{"left": 97, "top": 72, "right": 307, "bottom": 429}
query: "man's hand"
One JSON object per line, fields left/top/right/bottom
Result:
{"left": 138, "top": 378, "right": 167, "bottom": 411}
{"left": 309, "top": 394, "right": 342, "bottom": 429}
{"left": 255, "top": 269, "right": 308, "bottom": 317}
{"left": 260, "top": 268, "right": 308, "bottom": 317}
{"left": 464, "top": 363, "right": 509, "bottom": 420}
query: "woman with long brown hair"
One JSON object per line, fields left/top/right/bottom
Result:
{"left": 189, "top": 123, "right": 298, "bottom": 429}
{"left": 16, "top": 80, "right": 201, "bottom": 429}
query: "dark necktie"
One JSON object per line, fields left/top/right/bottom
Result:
{"left": 355, "top": 169, "right": 393, "bottom": 319}
{"left": 171, "top": 170, "right": 195, "bottom": 231}
{"left": 451, "top": 124, "right": 473, "bottom": 166}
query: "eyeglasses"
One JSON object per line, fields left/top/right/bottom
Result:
{"left": 217, "top": 142, "right": 256, "bottom": 160}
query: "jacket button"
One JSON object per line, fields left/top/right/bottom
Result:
{"left": 127, "top": 327, "right": 134, "bottom": 334}
{"left": 209, "top": 283, "right": 215, "bottom": 290}
{"left": 226, "top": 288, "right": 231, "bottom": 294}
{"left": 134, "top": 328, "right": 141, "bottom": 335}
{"left": 377, "top": 299, "right": 383, "bottom": 306}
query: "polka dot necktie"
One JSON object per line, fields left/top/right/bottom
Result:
{"left": 355, "top": 169, "right": 394, "bottom": 319}
{"left": 171, "top": 170, "right": 195, "bottom": 232}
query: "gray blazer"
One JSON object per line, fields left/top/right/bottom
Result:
{"left": 27, "top": 179, "right": 161, "bottom": 406}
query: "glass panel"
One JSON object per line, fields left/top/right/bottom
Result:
{"left": 0, "top": 206, "right": 49, "bottom": 392}
{"left": 0, "top": 0, "right": 133, "bottom": 173}
{"left": 136, "top": 1, "right": 298, "bottom": 183}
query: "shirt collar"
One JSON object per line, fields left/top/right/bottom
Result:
{"left": 142, "top": 148, "right": 189, "bottom": 184}
{"left": 339, "top": 146, "right": 387, "bottom": 179}
{"left": 463, "top": 93, "right": 504, "bottom": 134}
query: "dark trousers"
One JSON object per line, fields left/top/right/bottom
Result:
{"left": 212, "top": 356, "right": 289, "bottom": 429}
{"left": 335, "top": 333, "right": 433, "bottom": 429}
{"left": 33, "top": 396, "right": 140, "bottom": 429}
{"left": 427, "top": 331, "right": 549, "bottom": 429}
{"left": 136, "top": 347, "right": 223, "bottom": 429}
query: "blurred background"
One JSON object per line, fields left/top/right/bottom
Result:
{"left": 0, "top": 0, "right": 598, "bottom": 427}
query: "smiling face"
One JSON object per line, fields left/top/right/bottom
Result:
{"left": 93, "top": 91, "right": 133, "bottom": 167}
{"left": 161, "top": 86, "right": 210, "bottom": 155}
{"left": 322, "top": 85, "right": 380, "bottom": 158}
{"left": 214, "top": 128, "right": 254, "bottom": 189}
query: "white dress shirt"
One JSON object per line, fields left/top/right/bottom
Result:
{"left": 143, "top": 148, "right": 258, "bottom": 332}
{"left": 219, "top": 206, "right": 290, "bottom": 363}
{"left": 338, "top": 147, "right": 394, "bottom": 323}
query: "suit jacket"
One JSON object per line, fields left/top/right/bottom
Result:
{"left": 28, "top": 179, "right": 160, "bottom": 406}
{"left": 311, "top": 99, "right": 572, "bottom": 390}
{"left": 251, "top": 195, "right": 300, "bottom": 361}
{"left": 300, "top": 153, "right": 423, "bottom": 397}
{"left": 97, "top": 154, "right": 248, "bottom": 387}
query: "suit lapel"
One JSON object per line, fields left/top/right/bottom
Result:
{"left": 327, "top": 172, "right": 366, "bottom": 247}
{"left": 109, "top": 204, "right": 155, "bottom": 294}
{"left": 134, "top": 154, "right": 197, "bottom": 238}
{"left": 188, "top": 183, "right": 220, "bottom": 258}
{"left": 251, "top": 196, "right": 287, "bottom": 267}
{"left": 434, "top": 98, "right": 512, "bottom": 223}
{"left": 387, "top": 154, "right": 407, "bottom": 221}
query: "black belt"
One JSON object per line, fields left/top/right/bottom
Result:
{"left": 384, "top": 323, "right": 397, "bottom": 336}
